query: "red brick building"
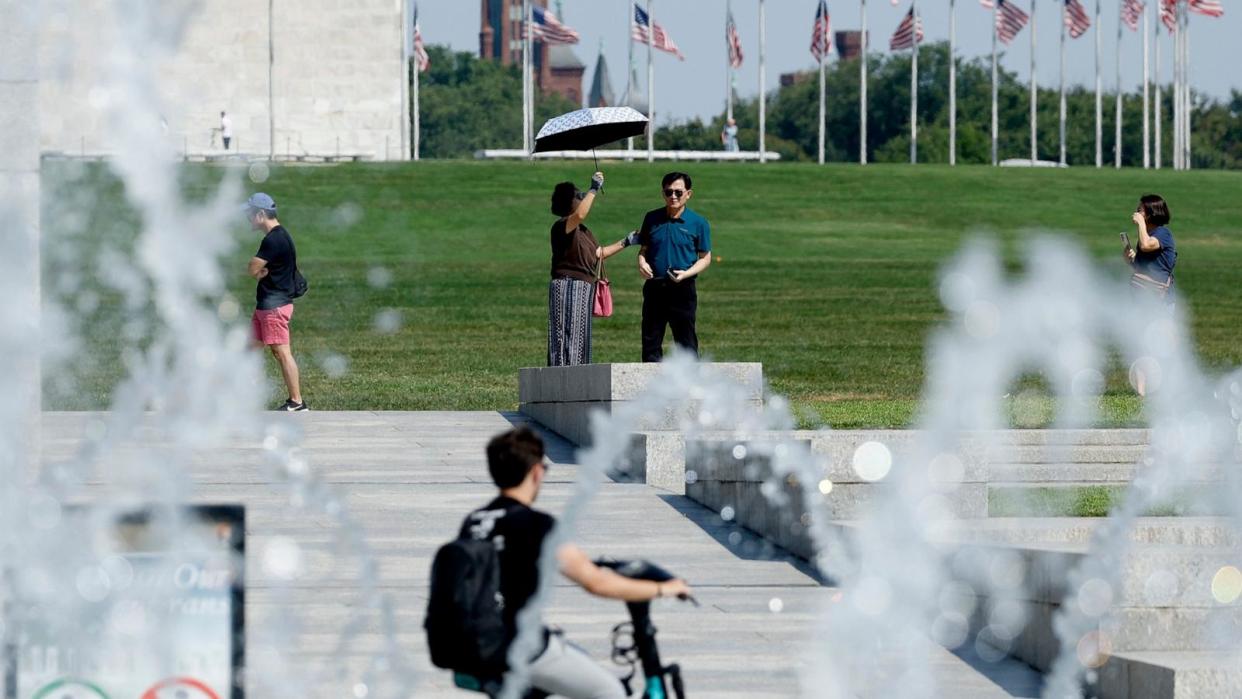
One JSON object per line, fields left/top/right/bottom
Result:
{"left": 479, "top": 0, "right": 585, "bottom": 106}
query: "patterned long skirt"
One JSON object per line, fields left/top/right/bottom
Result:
{"left": 548, "top": 277, "right": 595, "bottom": 366}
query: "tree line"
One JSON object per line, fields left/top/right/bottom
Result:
{"left": 418, "top": 44, "right": 1242, "bottom": 168}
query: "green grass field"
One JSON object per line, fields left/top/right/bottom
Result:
{"left": 42, "top": 160, "right": 1242, "bottom": 427}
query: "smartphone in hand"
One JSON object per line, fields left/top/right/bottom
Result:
{"left": 1120, "top": 231, "right": 1131, "bottom": 250}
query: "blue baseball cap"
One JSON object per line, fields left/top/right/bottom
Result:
{"left": 245, "top": 192, "right": 277, "bottom": 214}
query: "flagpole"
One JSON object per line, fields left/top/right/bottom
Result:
{"left": 759, "top": 0, "right": 767, "bottom": 163}
{"left": 949, "top": 0, "right": 957, "bottom": 166}
{"left": 910, "top": 0, "right": 918, "bottom": 165}
{"left": 1059, "top": 0, "right": 1067, "bottom": 165}
{"left": 1115, "top": 1, "right": 1122, "bottom": 168}
{"left": 414, "top": 50, "right": 421, "bottom": 161}
{"left": 627, "top": 1, "right": 635, "bottom": 156}
{"left": 647, "top": 0, "right": 655, "bottom": 162}
{"left": 1030, "top": 0, "right": 1038, "bottom": 163}
{"left": 522, "top": 0, "right": 531, "bottom": 153}
{"left": 991, "top": 0, "right": 998, "bottom": 166}
{"left": 1094, "top": 0, "right": 1101, "bottom": 167}
{"left": 818, "top": 8, "right": 826, "bottom": 165}
{"left": 1142, "top": 2, "right": 1149, "bottom": 168}
{"left": 1173, "top": 0, "right": 1180, "bottom": 169}
{"left": 727, "top": 0, "right": 735, "bottom": 122}
{"left": 1154, "top": 10, "right": 1161, "bottom": 169}
{"left": 401, "top": 0, "right": 410, "bottom": 161}
{"left": 860, "top": 0, "right": 868, "bottom": 164}
{"left": 1182, "top": 2, "right": 1190, "bottom": 169}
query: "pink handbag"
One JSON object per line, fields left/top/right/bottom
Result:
{"left": 593, "top": 261, "right": 613, "bottom": 317}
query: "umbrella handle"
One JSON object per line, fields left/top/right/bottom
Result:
{"left": 593, "top": 149, "right": 602, "bottom": 192}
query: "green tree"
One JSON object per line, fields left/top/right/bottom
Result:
{"left": 418, "top": 46, "right": 577, "bottom": 159}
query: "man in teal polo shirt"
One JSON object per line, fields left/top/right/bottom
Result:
{"left": 636, "top": 171, "right": 712, "bottom": 362}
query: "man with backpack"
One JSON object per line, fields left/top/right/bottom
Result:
{"left": 426, "top": 427, "right": 692, "bottom": 698}
{"left": 246, "top": 192, "right": 309, "bottom": 411}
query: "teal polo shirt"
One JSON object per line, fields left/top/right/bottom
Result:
{"left": 638, "top": 207, "right": 712, "bottom": 278}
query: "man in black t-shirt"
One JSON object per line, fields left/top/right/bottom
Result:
{"left": 246, "top": 192, "right": 307, "bottom": 411}
{"left": 459, "top": 427, "right": 691, "bottom": 698}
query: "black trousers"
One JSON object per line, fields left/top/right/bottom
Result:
{"left": 641, "top": 277, "right": 698, "bottom": 362}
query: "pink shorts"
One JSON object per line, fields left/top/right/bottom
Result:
{"left": 252, "top": 304, "right": 294, "bottom": 346}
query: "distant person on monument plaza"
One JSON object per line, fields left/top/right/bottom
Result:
{"left": 1125, "top": 194, "right": 1177, "bottom": 302}
{"left": 636, "top": 171, "right": 712, "bottom": 362}
{"left": 547, "top": 171, "right": 641, "bottom": 366}
{"left": 220, "top": 110, "right": 232, "bottom": 150}
{"left": 721, "top": 117, "right": 739, "bottom": 152}
{"left": 246, "top": 193, "right": 308, "bottom": 411}
{"left": 438, "top": 427, "right": 691, "bottom": 697}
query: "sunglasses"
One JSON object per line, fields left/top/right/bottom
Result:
{"left": 663, "top": 188, "right": 687, "bottom": 198}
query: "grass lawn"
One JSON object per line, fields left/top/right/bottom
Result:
{"left": 41, "top": 160, "right": 1242, "bottom": 427}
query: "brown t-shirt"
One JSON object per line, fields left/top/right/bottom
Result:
{"left": 550, "top": 218, "right": 600, "bottom": 283}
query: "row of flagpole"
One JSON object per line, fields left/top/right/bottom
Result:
{"left": 404, "top": 0, "right": 1218, "bottom": 168}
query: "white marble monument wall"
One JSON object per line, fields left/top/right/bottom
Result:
{"left": 39, "top": 0, "right": 407, "bottom": 160}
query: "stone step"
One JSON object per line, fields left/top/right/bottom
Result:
{"left": 989, "top": 463, "right": 1140, "bottom": 483}
{"left": 1098, "top": 650, "right": 1242, "bottom": 699}
{"left": 988, "top": 483, "right": 1227, "bottom": 517}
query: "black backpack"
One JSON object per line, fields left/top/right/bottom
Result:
{"left": 425, "top": 534, "right": 509, "bottom": 674}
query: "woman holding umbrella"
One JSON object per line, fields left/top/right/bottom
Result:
{"left": 547, "top": 171, "right": 639, "bottom": 366}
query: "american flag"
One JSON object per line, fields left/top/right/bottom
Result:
{"left": 1160, "top": 0, "right": 1177, "bottom": 29}
{"left": 1064, "top": 0, "right": 1091, "bottom": 38}
{"left": 979, "top": 0, "right": 995, "bottom": 8}
{"left": 411, "top": 2, "right": 429, "bottom": 72}
{"left": 633, "top": 4, "right": 686, "bottom": 60}
{"left": 810, "top": 0, "right": 832, "bottom": 62}
{"left": 1122, "top": 0, "right": 1145, "bottom": 30}
{"left": 996, "top": 0, "right": 1030, "bottom": 44}
{"left": 726, "top": 9, "right": 744, "bottom": 68}
{"left": 889, "top": 6, "right": 923, "bottom": 50}
{"left": 523, "top": 4, "right": 580, "bottom": 45}
{"left": 1189, "top": 0, "right": 1224, "bottom": 17}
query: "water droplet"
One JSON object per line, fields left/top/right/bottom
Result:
{"left": 720, "top": 506, "right": 735, "bottom": 522}
{"left": 852, "top": 442, "right": 892, "bottom": 482}
{"left": 367, "top": 266, "right": 393, "bottom": 289}
{"left": 964, "top": 301, "right": 1000, "bottom": 339}
{"left": 318, "top": 352, "right": 349, "bottom": 378}
{"left": 263, "top": 537, "right": 303, "bottom": 580}
{"left": 248, "top": 162, "right": 271, "bottom": 183}
{"left": 1211, "top": 566, "right": 1242, "bottom": 604}
{"left": 101, "top": 555, "right": 134, "bottom": 591}
{"left": 373, "top": 308, "right": 403, "bottom": 335}
{"left": 1077, "top": 578, "right": 1114, "bottom": 618}
{"left": 727, "top": 531, "right": 742, "bottom": 546}
{"left": 332, "top": 202, "right": 364, "bottom": 229}
{"left": 768, "top": 597, "right": 784, "bottom": 613}
{"left": 1143, "top": 569, "right": 1179, "bottom": 605}
{"left": 1128, "top": 356, "right": 1163, "bottom": 394}
{"left": 931, "top": 612, "right": 969, "bottom": 649}
{"left": 217, "top": 296, "right": 240, "bottom": 322}
{"left": 684, "top": 470, "right": 699, "bottom": 485}
{"left": 731, "top": 444, "right": 747, "bottom": 460}
{"left": 1076, "top": 630, "right": 1112, "bottom": 668}
{"left": 263, "top": 435, "right": 279, "bottom": 451}
{"left": 817, "top": 479, "right": 833, "bottom": 495}
{"left": 353, "top": 683, "right": 369, "bottom": 698}
{"left": 76, "top": 565, "right": 111, "bottom": 602}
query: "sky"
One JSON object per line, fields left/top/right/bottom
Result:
{"left": 418, "top": 0, "right": 1238, "bottom": 129}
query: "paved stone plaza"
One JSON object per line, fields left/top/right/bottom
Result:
{"left": 40, "top": 411, "right": 1043, "bottom": 697}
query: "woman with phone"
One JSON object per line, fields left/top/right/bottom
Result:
{"left": 1125, "top": 194, "right": 1177, "bottom": 301}
{"left": 546, "top": 172, "right": 639, "bottom": 366}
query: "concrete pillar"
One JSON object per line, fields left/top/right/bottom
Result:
{"left": 0, "top": 0, "right": 42, "bottom": 481}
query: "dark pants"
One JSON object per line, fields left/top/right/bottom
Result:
{"left": 641, "top": 277, "right": 698, "bottom": 362}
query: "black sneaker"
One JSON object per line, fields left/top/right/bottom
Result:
{"left": 277, "top": 399, "right": 309, "bottom": 412}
